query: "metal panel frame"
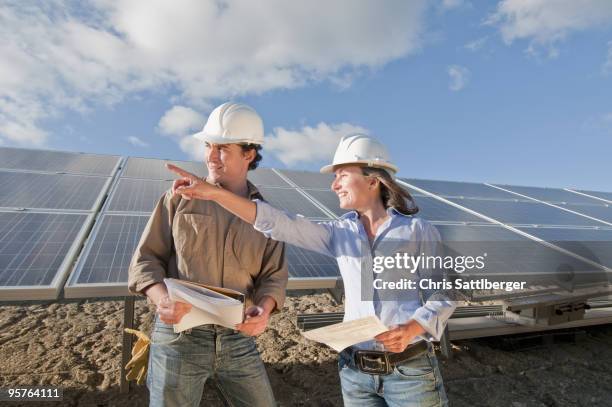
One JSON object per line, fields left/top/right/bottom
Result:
{"left": 0, "top": 210, "right": 95, "bottom": 300}
{"left": 448, "top": 307, "right": 612, "bottom": 340}
{"left": 402, "top": 178, "right": 530, "bottom": 202}
{"left": 567, "top": 189, "right": 612, "bottom": 205}
{"left": 490, "top": 184, "right": 606, "bottom": 206}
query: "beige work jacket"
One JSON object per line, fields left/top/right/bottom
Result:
{"left": 127, "top": 181, "right": 287, "bottom": 310}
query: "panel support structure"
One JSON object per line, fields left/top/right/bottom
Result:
{"left": 120, "top": 296, "right": 135, "bottom": 394}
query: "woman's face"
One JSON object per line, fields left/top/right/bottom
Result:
{"left": 331, "top": 166, "right": 377, "bottom": 210}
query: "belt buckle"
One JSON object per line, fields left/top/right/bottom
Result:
{"left": 354, "top": 350, "right": 392, "bottom": 375}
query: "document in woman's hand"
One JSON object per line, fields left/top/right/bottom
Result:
{"left": 301, "top": 316, "right": 388, "bottom": 352}
{"left": 164, "top": 278, "right": 245, "bottom": 332}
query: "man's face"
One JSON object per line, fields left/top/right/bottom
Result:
{"left": 205, "top": 142, "right": 253, "bottom": 183}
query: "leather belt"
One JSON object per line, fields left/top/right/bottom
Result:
{"left": 352, "top": 341, "right": 429, "bottom": 375}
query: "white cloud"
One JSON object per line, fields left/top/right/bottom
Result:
{"left": 447, "top": 65, "right": 470, "bottom": 91}
{"left": 440, "top": 0, "right": 466, "bottom": 10}
{"left": 0, "top": 1, "right": 429, "bottom": 147}
{"left": 158, "top": 106, "right": 205, "bottom": 137}
{"left": 179, "top": 135, "right": 206, "bottom": 161}
{"left": 0, "top": 120, "right": 48, "bottom": 146}
{"left": 487, "top": 0, "right": 612, "bottom": 55}
{"left": 127, "top": 136, "right": 149, "bottom": 147}
{"left": 603, "top": 41, "right": 612, "bottom": 75}
{"left": 464, "top": 37, "right": 488, "bottom": 52}
{"left": 266, "top": 122, "right": 369, "bottom": 166}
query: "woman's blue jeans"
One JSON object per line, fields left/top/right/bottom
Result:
{"left": 338, "top": 344, "right": 448, "bottom": 407}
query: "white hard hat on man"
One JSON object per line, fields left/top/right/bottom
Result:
{"left": 193, "top": 102, "right": 264, "bottom": 145}
{"left": 320, "top": 134, "right": 398, "bottom": 176}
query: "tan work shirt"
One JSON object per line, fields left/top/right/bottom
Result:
{"left": 128, "top": 181, "right": 288, "bottom": 310}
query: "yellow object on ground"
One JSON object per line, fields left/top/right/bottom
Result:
{"left": 124, "top": 328, "right": 150, "bottom": 385}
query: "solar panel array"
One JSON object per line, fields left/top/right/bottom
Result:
{"left": 400, "top": 178, "right": 612, "bottom": 299}
{"left": 1, "top": 146, "right": 610, "bottom": 302}
{"left": 0, "top": 148, "right": 119, "bottom": 300}
{"left": 0, "top": 147, "right": 120, "bottom": 176}
{"left": 65, "top": 162, "right": 339, "bottom": 297}
{"left": 66, "top": 156, "right": 183, "bottom": 297}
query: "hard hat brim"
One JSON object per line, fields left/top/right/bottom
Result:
{"left": 193, "top": 131, "right": 263, "bottom": 145}
{"left": 320, "top": 161, "right": 398, "bottom": 175}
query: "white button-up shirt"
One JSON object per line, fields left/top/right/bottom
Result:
{"left": 254, "top": 201, "right": 456, "bottom": 350}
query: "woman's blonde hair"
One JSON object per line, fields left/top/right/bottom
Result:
{"left": 360, "top": 167, "right": 419, "bottom": 216}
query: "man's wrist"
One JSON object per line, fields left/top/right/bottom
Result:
{"left": 256, "top": 295, "right": 277, "bottom": 317}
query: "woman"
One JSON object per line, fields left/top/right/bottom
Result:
{"left": 168, "top": 134, "right": 454, "bottom": 406}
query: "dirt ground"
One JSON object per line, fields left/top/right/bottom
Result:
{"left": 1, "top": 291, "right": 611, "bottom": 406}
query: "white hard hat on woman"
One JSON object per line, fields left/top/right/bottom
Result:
{"left": 320, "top": 134, "right": 398, "bottom": 176}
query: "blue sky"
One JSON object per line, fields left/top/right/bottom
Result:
{"left": 1, "top": 1, "right": 611, "bottom": 191}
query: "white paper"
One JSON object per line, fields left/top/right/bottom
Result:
{"left": 164, "top": 278, "right": 244, "bottom": 333}
{"left": 301, "top": 316, "right": 389, "bottom": 352}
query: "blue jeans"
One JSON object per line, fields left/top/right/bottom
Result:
{"left": 147, "top": 318, "right": 276, "bottom": 407}
{"left": 338, "top": 344, "right": 448, "bottom": 407}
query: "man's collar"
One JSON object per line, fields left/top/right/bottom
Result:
{"left": 246, "top": 180, "right": 264, "bottom": 200}
{"left": 204, "top": 177, "right": 263, "bottom": 200}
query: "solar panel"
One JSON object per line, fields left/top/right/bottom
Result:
{"left": 559, "top": 204, "right": 612, "bottom": 224}
{"left": 258, "top": 187, "right": 331, "bottom": 219}
{"left": 65, "top": 214, "right": 340, "bottom": 297}
{"left": 0, "top": 211, "right": 90, "bottom": 299}
{"left": 0, "top": 147, "right": 119, "bottom": 176}
{"left": 278, "top": 169, "right": 335, "bottom": 189}
{"left": 286, "top": 244, "right": 339, "bottom": 279}
{"left": 403, "top": 178, "right": 525, "bottom": 201}
{"left": 122, "top": 157, "right": 207, "bottom": 180}
{"left": 434, "top": 224, "right": 605, "bottom": 288}
{"left": 247, "top": 168, "right": 290, "bottom": 187}
{"left": 302, "top": 189, "right": 347, "bottom": 218}
{"left": 0, "top": 171, "right": 110, "bottom": 211}
{"left": 106, "top": 179, "right": 172, "bottom": 213}
{"left": 301, "top": 190, "right": 489, "bottom": 224}
{"left": 575, "top": 189, "right": 612, "bottom": 203}
{"left": 449, "top": 197, "right": 604, "bottom": 227}
{"left": 518, "top": 226, "right": 612, "bottom": 269}
{"left": 65, "top": 214, "right": 149, "bottom": 297}
{"left": 493, "top": 184, "right": 606, "bottom": 205}
{"left": 415, "top": 196, "right": 491, "bottom": 224}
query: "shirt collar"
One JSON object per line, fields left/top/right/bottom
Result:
{"left": 246, "top": 180, "right": 264, "bottom": 200}
{"left": 205, "top": 177, "right": 263, "bottom": 200}
{"left": 339, "top": 206, "right": 412, "bottom": 220}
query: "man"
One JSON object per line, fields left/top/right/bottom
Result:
{"left": 128, "top": 102, "right": 288, "bottom": 407}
